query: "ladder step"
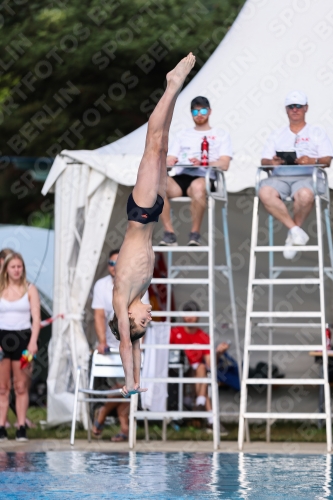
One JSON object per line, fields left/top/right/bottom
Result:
{"left": 246, "top": 378, "right": 324, "bottom": 385}
{"left": 250, "top": 312, "right": 321, "bottom": 318}
{"left": 158, "top": 322, "right": 210, "bottom": 327}
{"left": 252, "top": 279, "right": 320, "bottom": 285}
{"left": 243, "top": 412, "right": 327, "bottom": 419}
{"left": 151, "top": 311, "right": 209, "bottom": 318}
{"left": 172, "top": 266, "right": 208, "bottom": 271}
{"left": 152, "top": 246, "right": 209, "bottom": 252}
{"left": 256, "top": 322, "right": 321, "bottom": 328}
{"left": 141, "top": 377, "right": 211, "bottom": 383}
{"left": 151, "top": 278, "right": 209, "bottom": 285}
{"left": 247, "top": 345, "right": 323, "bottom": 351}
{"left": 79, "top": 388, "right": 122, "bottom": 396}
{"left": 78, "top": 398, "right": 128, "bottom": 404}
{"left": 134, "top": 411, "right": 212, "bottom": 419}
{"left": 171, "top": 265, "right": 228, "bottom": 271}
{"left": 141, "top": 344, "right": 213, "bottom": 350}
{"left": 273, "top": 266, "right": 321, "bottom": 272}
{"left": 255, "top": 246, "right": 318, "bottom": 252}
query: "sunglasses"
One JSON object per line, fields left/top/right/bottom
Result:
{"left": 108, "top": 260, "right": 117, "bottom": 266}
{"left": 287, "top": 104, "right": 305, "bottom": 110}
{"left": 191, "top": 108, "right": 209, "bottom": 116}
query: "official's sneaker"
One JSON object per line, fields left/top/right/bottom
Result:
{"left": 16, "top": 426, "right": 28, "bottom": 442}
{"left": 290, "top": 226, "right": 309, "bottom": 245}
{"left": 0, "top": 426, "right": 8, "bottom": 441}
{"left": 205, "top": 422, "right": 229, "bottom": 437}
{"left": 219, "top": 423, "right": 229, "bottom": 437}
{"left": 194, "top": 404, "right": 206, "bottom": 413}
{"left": 283, "top": 226, "right": 309, "bottom": 260}
{"left": 188, "top": 232, "right": 201, "bottom": 246}
{"left": 192, "top": 404, "right": 205, "bottom": 429}
{"left": 283, "top": 233, "right": 297, "bottom": 259}
{"left": 159, "top": 231, "right": 178, "bottom": 246}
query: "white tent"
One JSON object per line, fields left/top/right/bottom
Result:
{"left": 42, "top": 0, "right": 333, "bottom": 425}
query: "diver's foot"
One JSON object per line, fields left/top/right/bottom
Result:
{"left": 166, "top": 53, "right": 196, "bottom": 91}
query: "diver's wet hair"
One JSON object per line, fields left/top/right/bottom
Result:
{"left": 109, "top": 249, "right": 120, "bottom": 258}
{"left": 109, "top": 314, "right": 146, "bottom": 342}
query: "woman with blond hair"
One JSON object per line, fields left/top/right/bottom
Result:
{"left": 0, "top": 248, "right": 14, "bottom": 271}
{"left": 0, "top": 252, "right": 40, "bottom": 441}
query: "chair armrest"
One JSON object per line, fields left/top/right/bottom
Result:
{"left": 79, "top": 388, "right": 122, "bottom": 396}
{"left": 205, "top": 167, "right": 227, "bottom": 203}
{"left": 255, "top": 166, "right": 273, "bottom": 196}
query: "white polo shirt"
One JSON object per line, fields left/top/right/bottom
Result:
{"left": 91, "top": 275, "right": 150, "bottom": 348}
{"left": 168, "top": 127, "right": 232, "bottom": 178}
{"left": 262, "top": 124, "right": 333, "bottom": 176}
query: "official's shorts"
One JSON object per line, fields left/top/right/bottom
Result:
{"left": 259, "top": 175, "right": 325, "bottom": 200}
{"left": 171, "top": 174, "right": 215, "bottom": 197}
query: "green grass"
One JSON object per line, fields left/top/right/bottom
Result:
{"left": 5, "top": 407, "right": 328, "bottom": 443}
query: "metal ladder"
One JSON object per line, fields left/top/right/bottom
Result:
{"left": 238, "top": 165, "right": 333, "bottom": 452}
{"left": 129, "top": 167, "right": 242, "bottom": 450}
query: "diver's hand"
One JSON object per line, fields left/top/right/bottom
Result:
{"left": 133, "top": 383, "right": 147, "bottom": 393}
{"left": 120, "top": 384, "right": 148, "bottom": 398}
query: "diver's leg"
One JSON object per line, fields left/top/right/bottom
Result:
{"left": 133, "top": 53, "right": 195, "bottom": 207}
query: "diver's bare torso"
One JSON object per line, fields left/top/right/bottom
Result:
{"left": 113, "top": 221, "right": 155, "bottom": 307}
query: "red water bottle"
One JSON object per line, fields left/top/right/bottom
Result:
{"left": 326, "top": 324, "right": 331, "bottom": 350}
{"left": 201, "top": 136, "right": 209, "bottom": 166}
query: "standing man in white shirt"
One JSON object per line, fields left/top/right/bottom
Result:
{"left": 91, "top": 249, "right": 149, "bottom": 441}
{"left": 259, "top": 90, "right": 333, "bottom": 259}
{"left": 92, "top": 249, "right": 120, "bottom": 354}
{"left": 159, "top": 96, "right": 232, "bottom": 246}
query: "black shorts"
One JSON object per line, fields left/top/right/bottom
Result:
{"left": 0, "top": 329, "right": 31, "bottom": 361}
{"left": 127, "top": 192, "right": 164, "bottom": 224}
{"left": 171, "top": 174, "right": 215, "bottom": 197}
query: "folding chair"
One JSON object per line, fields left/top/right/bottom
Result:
{"left": 70, "top": 349, "right": 128, "bottom": 445}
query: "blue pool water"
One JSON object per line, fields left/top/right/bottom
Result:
{"left": 0, "top": 452, "right": 331, "bottom": 499}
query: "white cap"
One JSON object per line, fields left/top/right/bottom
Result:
{"left": 285, "top": 90, "right": 308, "bottom": 106}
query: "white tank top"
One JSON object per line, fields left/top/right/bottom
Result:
{"left": 0, "top": 292, "right": 32, "bottom": 330}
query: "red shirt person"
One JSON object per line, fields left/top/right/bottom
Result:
{"left": 170, "top": 326, "right": 210, "bottom": 367}
{"left": 169, "top": 300, "right": 229, "bottom": 434}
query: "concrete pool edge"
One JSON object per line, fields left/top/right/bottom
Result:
{"left": 0, "top": 440, "right": 330, "bottom": 454}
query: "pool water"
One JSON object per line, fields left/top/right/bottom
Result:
{"left": 0, "top": 452, "right": 331, "bottom": 499}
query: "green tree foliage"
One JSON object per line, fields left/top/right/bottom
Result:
{"left": 0, "top": 0, "right": 245, "bottom": 157}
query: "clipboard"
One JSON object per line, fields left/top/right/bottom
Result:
{"left": 276, "top": 151, "right": 297, "bottom": 165}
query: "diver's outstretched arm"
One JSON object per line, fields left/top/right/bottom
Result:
{"left": 117, "top": 312, "right": 135, "bottom": 391}
{"left": 132, "top": 339, "right": 142, "bottom": 386}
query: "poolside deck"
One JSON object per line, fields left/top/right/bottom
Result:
{"left": 0, "top": 439, "right": 330, "bottom": 454}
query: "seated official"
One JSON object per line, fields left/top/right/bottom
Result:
{"left": 259, "top": 90, "right": 333, "bottom": 259}
{"left": 169, "top": 300, "right": 229, "bottom": 433}
{"left": 159, "top": 96, "right": 232, "bottom": 246}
